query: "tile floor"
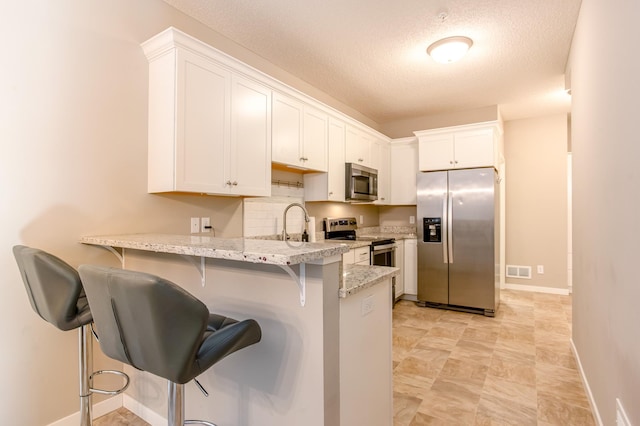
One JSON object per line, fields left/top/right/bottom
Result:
{"left": 393, "top": 290, "right": 595, "bottom": 425}
{"left": 94, "top": 290, "right": 595, "bottom": 425}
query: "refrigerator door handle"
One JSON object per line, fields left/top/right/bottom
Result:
{"left": 442, "top": 193, "right": 448, "bottom": 263}
{"left": 447, "top": 190, "right": 454, "bottom": 263}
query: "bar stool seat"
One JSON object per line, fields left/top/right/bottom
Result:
{"left": 12, "top": 245, "right": 129, "bottom": 426}
{"left": 78, "top": 265, "right": 262, "bottom": 426}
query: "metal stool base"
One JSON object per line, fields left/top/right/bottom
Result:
{"left": 79, "top": 324, "right": 130, "bottom": 426}
{"left": 168, "top": 382, "right": 217, "bottom": 426}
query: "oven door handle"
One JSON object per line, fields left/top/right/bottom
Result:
{"left": 371, "top": 243, "right": 396, "bottom": 251}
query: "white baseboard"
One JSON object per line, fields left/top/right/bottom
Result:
{"left": 570, "top": 338, "right": 603, "bottom": 426}
{"left": 47, "top": 395, "right": 122, "bottom": 426}
{"left": 503, "top": 282, "right": 570, "bottom": 295}
{"left": 123, "top": 394, "right": 166, "bottom": 426}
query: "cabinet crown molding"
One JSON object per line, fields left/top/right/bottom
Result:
{"left": 413, "top": 120, "right": 503, "bottom": 138}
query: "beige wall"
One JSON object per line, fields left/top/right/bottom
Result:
{"left": 0, "top": 0, "right": 362, "bottom": 423}
{"left": 380, "top": 105, "right": 500, "bottom": 138}
{"left": 504, "top": 115, "right": 569, "bottom": 290}
{"left": 305, "top": 202, "right": 380, "bottom": 232}
{"left": 570, "top": 0, "right": 640, "bottom": 423}
{"left": 379, "top": 206, "right": 417, "bottom": 228}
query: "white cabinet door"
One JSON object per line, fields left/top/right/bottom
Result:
{"left": 394, "top": 241, "right": 404, "bottom": 299}
{"left": 343, "top": 249, "right": 356, "bottom": 265}
{"left": 403, "top": 239, "right": 417, "bottom": 295}
{"left": 375, "top": 141, "right": 390, "bottom": 205}
{"left": 345, "top": 126, "right": 370, "bottom": 166}
{"left": 272, "top": 93, "right": 328, "bottom": 171}
{"left": 303, "top": 116, "right": 345, "bottom": 202}
{"left": 452, "top": 128, "right": 495, "bottom": 169}
{"left": 416, "top": 123, "right": 501, "bottom": 172}
{"left": 272, "top": 92, "right": 303, "bottom": 167}
{"left": 146, "top": 46, "right": 271, "bottom": 196}
{"left": 354, "top": 246, "right": 371, "bottom": 265}
{"left": 390, "top": 139, "right": 418, "bottom": 205}
{"left": 229, "top": 75, "right": 272, "bottom": 196}
{"left": 174, "top": 49, "right": 230, "bottom": 194}
{"left": 302, "top": 106, "right": 328, "bottom": 171}
{"left": 417, "top": 133, "right": 454, "bottom": 171}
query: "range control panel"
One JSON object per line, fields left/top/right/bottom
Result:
{"left": 423, "top": 217, "right": 442, "bottom": 243}
{"left": 324, "top": 217, "right": 358, "bottom": 232}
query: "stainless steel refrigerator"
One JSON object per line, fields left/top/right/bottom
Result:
{"left": 417, "top": 167, "right": 500, "bottom": 316}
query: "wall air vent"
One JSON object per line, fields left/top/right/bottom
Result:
{"left": 506, "top": 265, "right": 532, "bottom": 279}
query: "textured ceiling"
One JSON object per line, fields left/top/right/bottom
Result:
{"left": 162, "top": 0, "right": 581, "bottom": 124}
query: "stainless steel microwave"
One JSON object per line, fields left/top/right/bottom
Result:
{"left": 345, "top": 163, "right": 378, "bottom": 202}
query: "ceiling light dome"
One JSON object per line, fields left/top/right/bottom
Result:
{"left": 427, "top": 36, "right": 473, "bottom": 64}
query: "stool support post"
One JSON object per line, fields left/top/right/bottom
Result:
{"left": 79, "top": 324, "right": 93, "bottom": 426}
{"left": 168, "top": 382, "right": 185, "bottom": 426}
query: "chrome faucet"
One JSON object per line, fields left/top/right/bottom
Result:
{"left": 282, "top": 203, "right": 310, "bottom": 241}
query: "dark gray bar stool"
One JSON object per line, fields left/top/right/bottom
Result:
{"left": 12, "top": 245, "right": 129, "bottom": 426}
{"left": 78, "top": 265, "right": 262, "bottom": 426}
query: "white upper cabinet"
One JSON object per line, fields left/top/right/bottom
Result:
{"left": 346, "top": 125, "right": 376, "bottom": 169}
{"left": 374, "top": 140, "right": 390, "bottom": 205}
{"left": 304, "top": 117, "right": 346, "bottom": 202}
{"left": 143, "top": 28, "right": 271, "bottom": 196}
{"left": 390, "top": 138, "right": 418, "bottom": 205}
{"left": 272, "top": 92, "right": 328, "bottom": 172}
{"left": 415, "top": 122, "right": 503, "bottom": 172}
{"left": 229, "top": 76, "right": 272, "bottom": 195}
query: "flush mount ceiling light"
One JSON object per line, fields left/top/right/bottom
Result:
{"left": 427, "top": 36, "right": 473, "bottom": 64}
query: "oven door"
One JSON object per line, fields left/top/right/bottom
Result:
{"left": 371, "top": 243, "right": 396, "bottom": 267}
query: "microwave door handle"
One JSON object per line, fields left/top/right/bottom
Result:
{"left": 442, "top": 193, "right": 448, "bottom": 264}
{"left": 448, "top": 190, "right": 454, "bottom": 264}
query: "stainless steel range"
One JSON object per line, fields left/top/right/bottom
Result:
{"left": 324, "top": 217, "right": 398, "bottom": 303}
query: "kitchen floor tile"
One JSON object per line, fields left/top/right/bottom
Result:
{"left": 94, "top": 289, "right": 595, "bottom": 425}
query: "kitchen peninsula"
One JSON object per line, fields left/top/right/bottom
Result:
{"left": 80, "top": 233, "right": 396, "bottom": 426}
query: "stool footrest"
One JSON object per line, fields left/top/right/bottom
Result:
{"left": 185, "top": 421, "right": 216, "bottom": 426}
{"left": 90, "top": 369, "right": 130, "bottom": 395}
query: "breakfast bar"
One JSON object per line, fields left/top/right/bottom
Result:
{"left": 80, "top": 233, "right": 396, "bottom": 426}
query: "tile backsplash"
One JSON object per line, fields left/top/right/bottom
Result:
{"left": 243, "top": 184, "right": 306, "bottom": 237}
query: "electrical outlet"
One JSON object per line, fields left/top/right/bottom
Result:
{"left": 359, "top": 215, "right": 364, "bottom": 225}
{"left": 190, "top": 217, "right": 200, "bottom": 234}
{"left": 201, "top": 217, "right": 211, "bottom": 233}
{"left": 361, "top": 294, "right": 374, "bottom": 316}
{"left": 537, "top": 265, "right": 544, "bottom": 274}
{"left": 409, "top": 215, "right": 415, "bottom": 224}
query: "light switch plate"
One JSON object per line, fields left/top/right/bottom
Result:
{"left": 190, "top": 217, "right": 200, "bottom": 234}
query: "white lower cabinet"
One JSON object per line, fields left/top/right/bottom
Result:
{"left": 342, "top": 246, "right": 371, "bottom": 265}
{"left": 403, "top": 239, "right": 417, "bottom": 297}
{"left": 394, "top": 240, "right": 404, "bottom": 299}
{"left": 340, "top": 277, "right": 392, "bottom": 425}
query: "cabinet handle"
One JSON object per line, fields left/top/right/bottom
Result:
{"left": 232, "top": 181, "right": 238, "bottom": 186}
{"left": 449, "top": 161, "right": 454, "bottom": 164}
{"left": 454, "top": 160, "right": 458, "bottom": 164}
{"left": 329, "top": 191, "right": 333, "bottom": 195}
{"left": 226, "top": 180, "right": 232, "bottom": 186}
{"left": 358, "top": 158, "right": 364, "bottom": 162}
{"left": 300, "top": 157, "right": 305, "bottom": 162}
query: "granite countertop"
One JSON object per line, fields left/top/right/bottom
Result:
{"left": 340, "top": 264, "right": 399, "bottom": 298}
{"left": 80, "top": 233, "right": 349, "bottom": 266}
{"left": 358, "top": 232, "right": 417, "bottom": 241}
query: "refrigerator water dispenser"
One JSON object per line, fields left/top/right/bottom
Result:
{"left": 423, "top": 217, "right": 442, "bottom": 243}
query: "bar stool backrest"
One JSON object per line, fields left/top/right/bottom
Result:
{"left": 13, "top": 245, "right": 92, "bottom": 331}
{"left": 78, "top": 265, "right": 210, "bottom": 384}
